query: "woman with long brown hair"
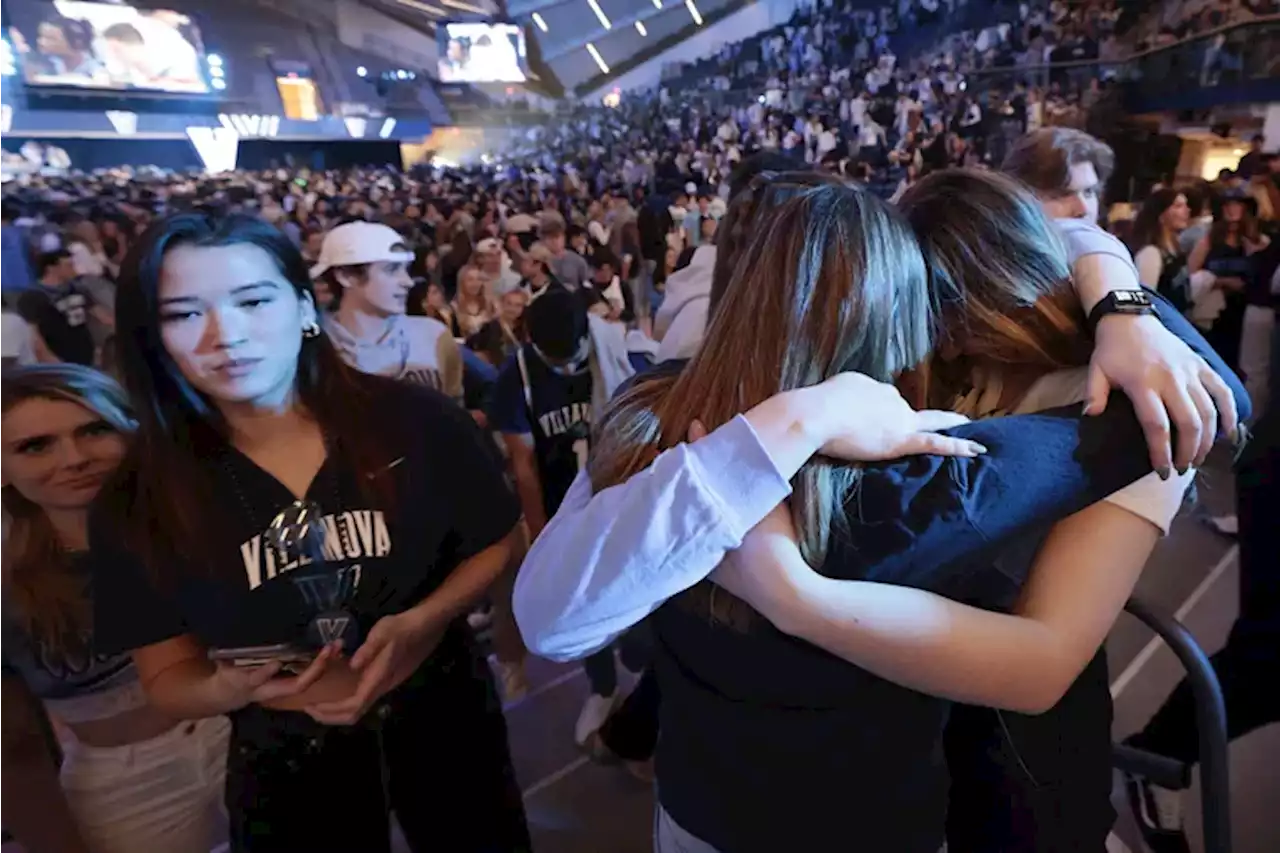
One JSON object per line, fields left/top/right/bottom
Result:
{"left": 1187, "top": 189, "right": 1269, "bottom": 379}
{"left": 524, "top": 171, "right": 1244, "bottom": 853}
{"left": 452, "top": 263, "right": 496, "bottom": 339}
{"left": 1188, "top": 189, "right": 1273, "bottom": 406}
{"left": 88, "top": 214, "right": 529, "bottom": 851}
{"left": 2, "top": 364, "right": 229, "bottom": 853}
{"left": 1130, "top": 188, "right": 1193, "bottom": 308}
{"left": 711, "top": 170, "right": 1207, "bottom": 853}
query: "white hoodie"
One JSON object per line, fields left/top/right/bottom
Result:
{"left": 654, "top": 245, "right": 716, "bottom": 363}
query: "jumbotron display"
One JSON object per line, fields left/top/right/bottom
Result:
{"left": 8, "top": 1, "right": 208, "bottom": 93}
{"left": 437, "top": 21, "right": 527, "bottom": 84}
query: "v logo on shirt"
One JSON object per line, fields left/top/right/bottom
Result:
{"left": 315, "top": 615, "right": 352, "bottom": 644}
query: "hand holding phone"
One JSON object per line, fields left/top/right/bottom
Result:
{"left": 209, "top": 642, "right": 341, "bottom": 712}
{"left": 208, "top": 643, "right": 317, "bottom": 673}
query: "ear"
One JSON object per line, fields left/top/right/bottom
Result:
{"left": 299, "top": 291, "right": 319, "bottom": 329}
{"left": 332, "top": 268, "right": 360, "bottom": 290}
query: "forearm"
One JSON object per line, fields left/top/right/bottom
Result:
{"left": 141, "top": 657, "right": 241, "bottom": 720}
{"left": 511, "top": 465, "right": 548, "bottom": 538}
{"left": 740, "top": 386, "right": 827, "bottom": 478}
{"left": 514, "top": 415, "right": 790, "bottom": 660}
{"left": 846, "top": 401, "right": 1152, "bottom": 593}
{"left": 780, "top": 574, "right": 1065, "bottom": 713}
{"left": 2, "top": 753, "right": 92, "bottom": 853}
{"left": 406, "top": 529, "right": 516, "bottom": 631}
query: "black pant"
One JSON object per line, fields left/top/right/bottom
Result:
{"left": 225, "top": 633, "right": 531, "bottom": 852}
{"left": 945, "top": 652, "right": 1116, "bottom": 853}
{"left": 583, "top": 627, "right": 651, "bottom": 697}
{"left": 1129, "top": 415, "right": 1280, "bottom": 768}
{"left": 599, "top": 666, "right": 661, "bottom": 761}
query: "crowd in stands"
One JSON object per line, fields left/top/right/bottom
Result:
{"left": 2, "top": 0, "right": 1278, "bottom": 852}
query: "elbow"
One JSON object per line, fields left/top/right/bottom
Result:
{"left": 511, "top": 600, "right": 580, "bottom": 662}
{"left": 1006, "top": 671, "right": 1077, "bottom": 715}
{"left": 511, "top": 576, "right": 607, "bottom": 662}
{"left": 510, "top": 566, "right": 578, "bottom": 663}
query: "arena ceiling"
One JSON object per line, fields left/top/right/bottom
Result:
{"left": 363, "top": 0, "right": 746, "bottom": 96}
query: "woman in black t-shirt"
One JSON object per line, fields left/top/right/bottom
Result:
{"left": 91, "top": 214, "right": 530, "bottom": 852}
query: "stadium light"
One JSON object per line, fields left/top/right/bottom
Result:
{"left": 652, "top": 0, "right": 662, "bottom": 8}
{"left": 635, "top": 21, "right": 647, "bottom": 36}
{"left": 212, "top": 78, "right": 227, "bottom": 90}
{"left": 686, "top": 0, "right": 703, "bottom": 25}
{"left": 209, "top": 66, "right": 224, "bottom": 78}
{"left": 207, "top": 54, "right": 223, "bottom": 67}
{"left": 586, "top": 43, "right": 609, "bottom": 74}
{"left": 587, "top": 0, "right": 611, "bottom": 29}
{"left": 532, "top": 12, "right": 548, "bottom": 32}
{"left": 357, "top": 66, "right": 368, "bottom": 77}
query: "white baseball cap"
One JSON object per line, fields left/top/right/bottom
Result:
{"left": 310, "top": 221, "right": 415, "bottom": 278}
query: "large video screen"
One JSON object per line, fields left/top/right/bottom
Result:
{"left": 437, "top": 22, "right": 527, "bottom": 84}
{"left": 8, "top": 1, "right": 208, "bottom": 93}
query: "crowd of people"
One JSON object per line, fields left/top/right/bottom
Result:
{"left": 2, "top": 0, "right": 1279, "bottom": 852}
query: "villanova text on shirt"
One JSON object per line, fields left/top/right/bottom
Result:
{"left": 538, "top": 401, "right": 592, "bottom": 437}
{"left": 239, "top": 509, "right": 392, "bottom": 591}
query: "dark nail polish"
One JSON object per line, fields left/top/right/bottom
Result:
{"left": 1157, "top": 467, "right": 1171, "bottom": 481}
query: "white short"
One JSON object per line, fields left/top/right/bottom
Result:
{"left": 60, "top": 716, "right": 231, "bottom": 853}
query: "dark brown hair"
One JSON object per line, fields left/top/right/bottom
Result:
{"left": 1129, "top": 188, "right": 1186, "bottom": 255}
{"left": 896, "top": 169, "right": 1092, "bottom": 409}
{"left": 1002, "top": 128, "right": 1115, "bottom": 195}
{"left": 104, "top": 214, "right": 397, "bottom": 581}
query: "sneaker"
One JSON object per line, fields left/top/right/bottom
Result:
{"left": 1125, "top": 773, "right": 1191, "bottom": 853}
{"left": 574, "top": 692, "right": 618, "bottom": 747}
{"left": 467, "top": 608, "right": 494, "bottom": 631}
{"left": 494, "top": 659, "right": 529, "bottom": 704}
{"left": 583, "top": 731, "right": 655, "bottom": 783}
{"left": 1205, "top": 514, "right": 1239, "bottom": 537}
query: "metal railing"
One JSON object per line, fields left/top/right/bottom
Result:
{"left": 1114, "top": 597, "right": 1232, "bottom": 853}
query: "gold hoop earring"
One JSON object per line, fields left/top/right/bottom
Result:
{"left": 303, "top": 321, "right": 321, "bottom": 339}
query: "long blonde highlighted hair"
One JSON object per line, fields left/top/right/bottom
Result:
{"left": 587, "top": 177, "right": 935, "bottom": 624}
{"left": 2, "top": 364, "right": 136, "bottom": 661}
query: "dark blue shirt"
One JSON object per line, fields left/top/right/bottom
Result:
{"left": 488, "top": 347, "right": 595, "bottom": 516}
{"left": 648, "top": 290, "right": 1250, "bottom": 853}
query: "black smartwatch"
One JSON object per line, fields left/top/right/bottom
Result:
{"left": 1086, "top": 289, "right": 1156, "bottom": 331}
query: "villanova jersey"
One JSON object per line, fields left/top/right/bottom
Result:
{"left": 516, "top": 346, "right": 594, "bottom": 516}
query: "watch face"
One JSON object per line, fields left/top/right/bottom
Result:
{"left": 1114, "top": 290, "right": 1152, "bottom": 307}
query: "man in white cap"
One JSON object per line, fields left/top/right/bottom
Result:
{"left": 313, "top": 221, "right": 463, "bottom": 401}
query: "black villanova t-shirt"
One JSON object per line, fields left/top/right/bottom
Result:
{"left": 91, "top": 375, "right": 519, "bottom": 659}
